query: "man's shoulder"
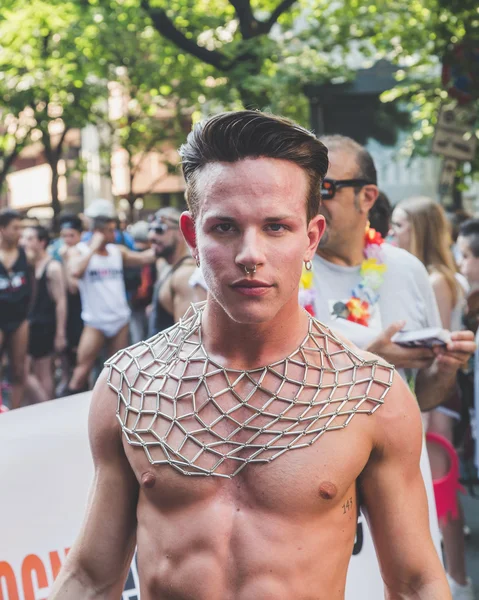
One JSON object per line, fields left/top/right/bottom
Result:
{"left": 46, "top": 259, "right": 62, "bottom": 278}
{"left": 368, "top": 367, "right": 422, "bottom": 451}
{"left": 383, "top": 243, "right": 428, "bottom": 276}
{"left": 105, "top": 304, "right": 202, "bottom": 389}
{"left": 171, "top": 257, "right": 197, "bottom": 285}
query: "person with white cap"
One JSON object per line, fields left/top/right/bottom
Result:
{"left": 64, "top": 214, "right": 157, "bottom": 394}
{"left": 83, "top": 198, "right": 136, "bottom": 249}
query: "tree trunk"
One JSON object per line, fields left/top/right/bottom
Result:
{"left": 453, "top": 173, "right": 463, "bottom": 211}
{"left": 0, "top": 146, "right": 20, "bottom": 205}
{"left": 127, "top": 194, "right": 136, "bottom": 222}
{"left": 50, "top": 162, "right": 61, "bottom": 231}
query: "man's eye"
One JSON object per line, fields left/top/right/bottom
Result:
{"left": 266, "top": 224, "right": 286, "bottom": 232}
{"left": 214, "top": 223, "right": 234, "bottom": 233}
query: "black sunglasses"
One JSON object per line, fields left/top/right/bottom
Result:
{"left": 149, "top": 221, "right": 179, "bottom": 235}
{"left": 321, "top": 178, "right": 375, "bottom": 200}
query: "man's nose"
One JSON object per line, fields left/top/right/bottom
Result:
{"left": 235, "top": 229, "right": 265, "bottom": 270}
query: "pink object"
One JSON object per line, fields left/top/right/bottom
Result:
{"left": 0, "top": 404, "right": 8, "bottom": 413}
{"left": 426, "top": 432, "right": 466, "bottom": 524}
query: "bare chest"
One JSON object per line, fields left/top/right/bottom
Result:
{"left": 124, "top": 420, "right": 370, "bottom": 516}
{"left": 158, "top": 276, "right": 173, "bottom": 314}
{"left": 0, "top": 249, "right": 19, "bottom": 272}
{"left": 107, "top": 308, "right": 392, "bottom": 511}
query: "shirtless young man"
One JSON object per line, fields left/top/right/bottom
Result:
{"left": 64, "top": 216, "right": 157, "bottom": 394}
{"left": 147, "top": 207, "right": 196, "bottom": 336}
{"left": 51, "top": 111, "right": 450, "bottom": 600}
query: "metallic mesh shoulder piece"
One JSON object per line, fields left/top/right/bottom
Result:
{"left": 105, "top": 303, "right": 394, "bottom": 478}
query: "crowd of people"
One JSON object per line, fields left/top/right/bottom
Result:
{"left": 1, "top": 115, "right": 479, "bottom": 599}
{"left": 0, "top": 202, "right": 199, "bottom": 408}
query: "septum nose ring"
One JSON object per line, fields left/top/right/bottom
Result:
{"left": 244, "top": 264, "right": 257, "bottom": 275}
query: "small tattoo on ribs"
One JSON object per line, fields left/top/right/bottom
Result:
{"left": 342, "top": 497, "right": 353, "bottom": 514}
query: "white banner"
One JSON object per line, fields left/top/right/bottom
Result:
{"left": 0, "top": 395, "right": 441, "bottom": 600}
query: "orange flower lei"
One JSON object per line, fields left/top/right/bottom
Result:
{"left": 299, "top": 225, "right": 387, "bottom": 326}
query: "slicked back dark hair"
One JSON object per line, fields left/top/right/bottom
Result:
{"left": 179, "top": 110, "right": 329, "bottom": 222}
{"left": 459, "top": 219, "right": 479, "bottom": 258}
{"left": 0, "top": 209, "right": 22, "bottom": 229}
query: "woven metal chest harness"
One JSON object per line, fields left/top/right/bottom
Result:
{"left": 106, "top": 304, "right": 394, "bottom": 478}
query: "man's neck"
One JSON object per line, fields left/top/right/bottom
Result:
{"left": 201, "top": 296, "right": 310, "bottom": 371}
{"left": 33, "top": 250, "right": 48, "bottom": 267}
{"left": 317, "top": 228, "right": 366, "bottom": 267}
{"left": 169, "top": 241, "right": 190, "bottom": 266}
{"left": 0, "top": 241, "right": 17, "bottom": 253}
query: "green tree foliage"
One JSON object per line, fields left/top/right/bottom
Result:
{"left": 1, "top": 0, "right": 477, "bottom": 214}
{"left": 84, "top": 1, "right": 195, "bottom": 217}
{"left": 0, "top": 0, "right": 106, "bottom": 219}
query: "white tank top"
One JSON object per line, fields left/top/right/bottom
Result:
{"left": 77, "top": 243, "right": 130, "bottom": 326}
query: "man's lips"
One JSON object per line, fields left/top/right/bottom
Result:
{"left": 231, "top": 279, "right": 273, "bottom": 296}
{"left": 231, "top": 279, "right": 272, "bottom": 288}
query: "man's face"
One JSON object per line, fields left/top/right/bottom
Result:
{"left": 21, "top": 227, "right": 42, "bottom": 255}
{"left": 457, "top": 235, "right": 479, "bottom": 287}
{"left": 148, "top": 219, "right": 179, "bottom": 259}
{"left": 60, "top": 228, "right": 81, "bottom": 247}
{"left": 100, "top": 221, "right": 116, "bottom": 244}
{"left": 318, "top": 150, "right": 367, "bottom": 251}
{"left": 0, "top": 218, "right": 22, "bottom": 246}
{"left": 190, "top": 157, "right": 325, "bottom": 324}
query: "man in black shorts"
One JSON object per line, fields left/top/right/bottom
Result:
{"left": 0, "top": 209, "right": 32, "bottom": 409}
{"left": 22, "top": 225, "right": 67, "bottom": 402}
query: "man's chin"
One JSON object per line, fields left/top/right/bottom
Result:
{"left": 220, "top": 298, "right": 280, "bottom": 326}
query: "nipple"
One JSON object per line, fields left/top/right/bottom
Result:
{"left": 318, "top": 481, "right": 337, "bottom": 500}
{"left": 141, "top": 472, "right": 157, "bottom": 489}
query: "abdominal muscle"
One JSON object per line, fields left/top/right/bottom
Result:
{"left": 134, "top": 481, "right": 358, "bottom": 600}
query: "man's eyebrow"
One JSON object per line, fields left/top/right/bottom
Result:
{"left": 204, "top": 215, "right": 235, "bottom": 222}
{"left": 264, "top": 215, "right": 295, "bottom": 222}
{"left": 204, "top": 215, "right": 296, "bottom": 222}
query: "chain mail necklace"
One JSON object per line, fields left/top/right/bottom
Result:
{"left": 106, "top": 303, "right": 394, "bottom": 478}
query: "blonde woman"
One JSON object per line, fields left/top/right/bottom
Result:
{"left": 391, "top": 196, "right": 472, "bottom": 599}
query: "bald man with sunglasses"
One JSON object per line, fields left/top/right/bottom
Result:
{"left": 313, "top": 135, "right": 475, "bottom": 412}
{"left": 147, "top": 208, "right": 196, "bottom": 336}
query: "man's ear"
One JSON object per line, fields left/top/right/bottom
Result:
{"left": 180, "top": 212, "right": 197, "bottom": 255}
{"left": 305, "top": 214, "right": 326, "bottom": 261}
{"left": 361, "top": 184, "right": 379, "bottom": 214}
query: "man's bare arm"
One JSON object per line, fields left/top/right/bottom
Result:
{"left": 119, "top": 245, "right": 157, "bottom": 267}
{"left": 47, "top": 261, "right": 67, "bottom": 353}
{"left": 49, "top": 370, "right": 139, "bottom": 599}
{"left": 367, "top": 322, "right": 476, "bottom": 410}
{"left": 360, "top": 374, "right": 451, "bottom": 599}
{"left": 416, "top": 330, "right": 476, "bottom": 410}
{"left": 61, "top": 247, "right": 80, "bottom": 294}
{"left": 172, "top": 263, "right": 196, "bottom": 321}
{"left": 366, "top": 321, "right": 435, "bottom": 370}
{"left": 68, "top": 233, "right": 105, "bottom": 279}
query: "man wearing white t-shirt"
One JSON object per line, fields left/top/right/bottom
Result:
{"left": 312, "top": 135, "right": 476, "bottom": 600}
{"left": 65, "top": 216, "right": 157, "bottom": 394}
{"left": 313, "top": 135, "right": 474, "bottom": 408}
